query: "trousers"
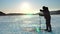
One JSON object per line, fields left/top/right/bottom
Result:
{"left": 46, "top": 18, "right": 52, "bottom": 31}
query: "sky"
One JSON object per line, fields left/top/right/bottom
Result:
{"left": 0, "top": 0, "right": 60, "bottom": 14}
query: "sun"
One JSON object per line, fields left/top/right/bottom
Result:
{"left": 20, "top": 2, "right": 31, "bottom": 14}
{"left": 19, "top": 2, "right": 39, "bottom": 14}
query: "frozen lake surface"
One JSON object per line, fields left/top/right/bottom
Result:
{"left": 0, "top": 15, "right": 60, "bottom": 34}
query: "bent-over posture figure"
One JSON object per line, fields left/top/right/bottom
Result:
{"left": 40, "top": 6, "right": 52, "bottom": 32}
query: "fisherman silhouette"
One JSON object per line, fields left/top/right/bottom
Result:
{"left": 40, "top": 6, "right": 52, "bottom": 32}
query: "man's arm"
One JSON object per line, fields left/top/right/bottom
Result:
{"left": 40, "top": 9, "right": 43, "bottom": 12}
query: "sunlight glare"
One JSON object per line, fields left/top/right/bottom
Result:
{"left": 19, "top": 2, "right": 39, "bottom": 14}
{"left": 20, "top": 2, "right": 32, "bottom": 14}
{"left": 21, "top": 15, "right": 33, "bottom": 18}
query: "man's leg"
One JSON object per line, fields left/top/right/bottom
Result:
{"left": 47, "top": 19, "right": 52, "bottom": 32}
{"left": 45, "top": 23, "right": 48, "bottom": 30}
{"left": 48, "top": 22, "right": 52, "bottom": 31}
{"left": 45, "top": 20, "right": 49, "bottom": 31}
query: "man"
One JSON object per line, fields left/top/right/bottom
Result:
{"left": 40, "top": 6, "right": 52, "bottom": 32}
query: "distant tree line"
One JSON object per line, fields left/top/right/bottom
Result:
{"left": 0, "top": 10, "right": 60, "bottom": 16}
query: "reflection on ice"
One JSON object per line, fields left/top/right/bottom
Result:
{"left": 21, "top": 15, "right": 33, "bottom": 18}
{"left": 0, "top": 15, "right": 60, "bottom": 34}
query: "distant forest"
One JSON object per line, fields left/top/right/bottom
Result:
{"left": 0, "top": 10, "right": 60, "bottom": 16}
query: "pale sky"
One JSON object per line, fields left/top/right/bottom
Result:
{"left": 0, "top": 0, "right": 60, "bottom": 14}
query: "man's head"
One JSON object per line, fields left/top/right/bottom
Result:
{"left": 42, "top": 6, "right": 46, "bottom": 9}
{"left": 42, "top": 6, "right": 48, "bottom": 10}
